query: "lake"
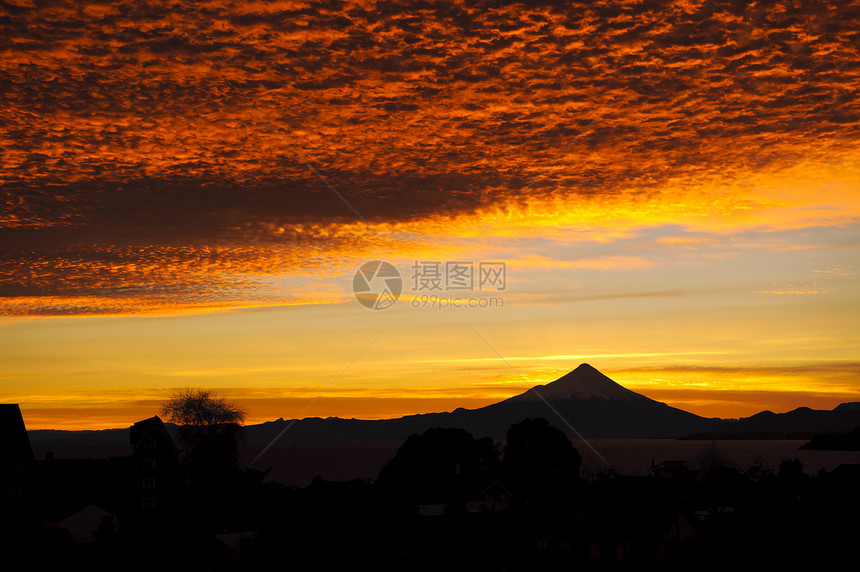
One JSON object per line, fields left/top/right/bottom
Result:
{"left": 239, "top": 439, "right": 860, "bottom": 486}
{"left": 573, "top": 438, "right": 860, "bottom": 478}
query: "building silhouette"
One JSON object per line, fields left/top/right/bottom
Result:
{"left": 129, "top": 415, "right": 181, "bottom": 531}
{"left": 0, "top": 404, "right": 33, "bottom": 504}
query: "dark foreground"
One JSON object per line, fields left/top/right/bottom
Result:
{"left": 4, "top": 461, "right": 860, "bottom": 570}
{"left": 4, "top": 421, "right": 860, "bottom": 570}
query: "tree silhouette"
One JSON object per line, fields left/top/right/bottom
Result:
{"left": 161, "top": 388, "right": 247, "bottom": 487}
{"left": 376, "top": 427, "right": 499, "bottom": 505}
{"left": 502, "top": 417, "right": 581, "bottom": 501}
{"left": 161, "top": 388, "right": 247, "bottom": 432}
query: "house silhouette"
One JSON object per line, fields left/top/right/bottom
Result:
{"left": 129, "top": 415, "right": 181, "bottom": 531}
{"left": 0, "top": 404, "right": 34, "bottom": 503}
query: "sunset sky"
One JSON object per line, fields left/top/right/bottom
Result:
{"left": 2, "top": 0, "right": 859, "bottom": 430}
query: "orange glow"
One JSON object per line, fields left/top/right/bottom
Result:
{"left": 2, "top": 0, "right": 859, "bottom": 429}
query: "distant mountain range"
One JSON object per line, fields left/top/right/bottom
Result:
{"left": 235, "top": 363, "right": 712, "bottom": 443}
{"left": 683, "top": 401, "right": 860, "bottom": 440}
{"left": 25, "top": 364, "right": 860, "bottom": 450}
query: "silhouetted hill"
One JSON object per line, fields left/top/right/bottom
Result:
{"left": 28, "top": 425, "right": 181, "bottom": 459}
{"left": 29, "top": 366, "right": 860, "bottom": 449}
{"left": 800, "top": 426, "right": 860, "bottom": 450}
{"left": 29, "top": 428, "right": 130, "bottom": 447}
{"left": 682, "top": 404, "right": 860, "bottom": 439}
{"left": 242, "top": 364, "right": 714, "bottom": 442}
{"left": 834, "top": 402, "right": 860, "bottom": 412}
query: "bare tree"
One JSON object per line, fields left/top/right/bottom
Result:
{"left": 161, "top": 389, "right": 248, "bottom": 482}
{"left": 161, "top": 388, "right": 247, "bottom": 436}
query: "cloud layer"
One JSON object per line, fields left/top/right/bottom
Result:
{"left": 2, "top": 0, "right": 859, "bottom": 313}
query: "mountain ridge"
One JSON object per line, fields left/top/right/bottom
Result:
{"left": 24, "top": 364, "right": 860, "bottom": 446}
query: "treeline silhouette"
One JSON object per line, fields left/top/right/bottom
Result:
{"left": 3, "top": 413, "right": 860, "bottom": 571}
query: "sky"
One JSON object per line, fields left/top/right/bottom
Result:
{"left": 2, "top": 0, "right": 859, "bottom": 430}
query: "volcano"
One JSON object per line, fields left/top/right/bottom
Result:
{"left": 442, "top": 363, "right": 714, "bottom": 439}
{"left": 506, "top": 363, "right": 646, "bottom": 402}
{"left": 242, "top": 363, "right": 715, "bottom": 442}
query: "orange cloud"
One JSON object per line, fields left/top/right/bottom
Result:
{"left": 2, "top": 0, "right": 858, "bottom": 318}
